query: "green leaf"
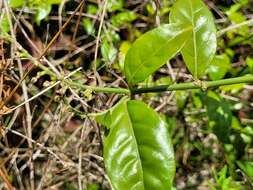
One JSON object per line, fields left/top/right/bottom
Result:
{"left": 226, "top": 4, "right": 248, "bottom": 36}
{"left": 96, "top": 98, "right": 175, "bottom": 190}
{"left": 146, "top": 4, "right": 156, "bottom": 15}
{"left": 0, "top": 14, "right": 10, "bottom": 35}
{"left": 246, "top": 57, "right": 253, "bottom": 74}
{"left": 118, "top": 41, "right": 131, "bottom": 71}
{"left": 176, "top": 91, "right": 189, "bottom": 109}
{"left": 87, "top": 183, "right": 100, "bottom": 190}
{"left": 207, "top": 54, "right": 231, "bottom": 81}
{"left": 124, "top": 23, "right": 191, "bottom": 85}
{"left": 101, "top": 38, "right": 117, "bottom": 63}
{"left": 107, "top": 0, "right": 124, "bottom": 12}
{"left": 9, "top": 0, "right": 25, "bottom": 8}
{"left": 155, "top": 77, "right": 173, "bottom": 86}
{"left": 237, "top": 160, "right": 253, "bottom": 181}
{"left": 82, "top": 18, "right": 94, "bottom": 35}
{"left": 204, "top": 91, "right": 232, "bottom": 143}
{"left": 111, "top": 11, "right": 137, "bottom": 27}
{"left": 87, "top": 4, "right": 98, "bottom": 14}
{"left": 219, "top": 83, "right": 245, "bottom": 93}
{"left": 48, "top": 0, "right": 62, "bottom": 4}
{"left": 35, "top": 3, "right": 52, "bottom": 25}
{"left": 170, "top": 0, "right": 217, "bottom": 78}
{"left": 211, "top": 165, "right": 246, "bottom": 190}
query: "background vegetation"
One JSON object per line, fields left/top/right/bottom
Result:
{"left": 0, "top": 0, "right": 253, "bottom": 189}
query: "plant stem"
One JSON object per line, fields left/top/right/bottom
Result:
{"left": 66, "top": 80, "right": 131, "bottom": 95}
{"left": 132, "top": 75, "right": 253, "bottom": 94}
{"left": 66, "top": 75, "right": 253, "bottom": 95}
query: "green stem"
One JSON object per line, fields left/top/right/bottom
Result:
{"left": 66, "top": 80, "right": 130, "bottom": 95}
{"left": 66, "top": 75, "right": 253, "bottom": 95}
{"left": 132, "top": 75, "right": 253, "bottom": 94}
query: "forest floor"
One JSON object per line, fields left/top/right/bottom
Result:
{"left": 0, "top": 0, "right": 253, "bottom": 189}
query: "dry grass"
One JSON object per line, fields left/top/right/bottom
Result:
{"left": 0, "top": 0, "right": 253, "bottom": 189}
{"left": 0, "top": 0, "right": 112, "bottom": 189}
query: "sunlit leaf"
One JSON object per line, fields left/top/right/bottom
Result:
{"left": 48, "top": 0, "right": 62, "bottom": 4}
{"left": 219, "top": 83, "right": 245, "bottom": 93}
{"left": 9, "top": 0, "right": 25, "bottom": 8}
{"left": 35, "top": 3, "right": 51, "bottom": 25}
{"left": 111, "top": 11, "right": 137, "bottom": 27}
{"left": 101, "top": 38, "right": 117, "bottom": 63}
{"left": 207, "top": 54, "right": 231, "bottom": 80}
{"left": 0, "top": 14, "right": 10, "bottom": 35}
{"left": 107, "top": 0, "right": 124, "bottom": 12}
{"left": 170, "top": 0, "right": 217, "bottom": 78}
{"left": 246, "top": 57, "right": 253, "bottom": 74}
{"left": 96, "top": 98, "right": 175, "bottom": 190}
{"left": 118, "top": 41, "right": 131, "bottom": 71}
{"left": 226, "top": 4, "right": 248, "bottom": 36}
{"left": 124, "top": 23, "right": 191, "bottom": 85}
{"left": 82, "top": 18, "right": 94, "bottom": 35}
{"left": 237, "top": 161, "right": 253, "bottom": 181}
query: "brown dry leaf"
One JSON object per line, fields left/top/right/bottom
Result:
{"left": 0, "top": 104, "right": 12, "bottom": 115}
{"left": 63, "top": 120, "right": 80, "bottom": 133}
{"left": 50, "top": 35, "right": 77, "bottom": 51}
{"left": 0, "top": 127, "right": 4, "bottom": 140}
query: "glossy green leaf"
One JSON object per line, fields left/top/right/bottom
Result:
{"left": 207, "top": 54, "right": 231, "bottom": 81}
{"left": 96, "top": 98, "right": 175, "bottom": 190}
{"left": 124, "top": 23, "right": 191, "bottom": 85}
{"left": 204, "top": 91, "right": 232, "bottom": 143}
{"left": 170, "top": 0, "right": 217, "bottom": 78}
{"left": 237, "top": 161, "right": 253, "bottom": 181}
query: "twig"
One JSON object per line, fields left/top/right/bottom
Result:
{"left": 72, "top": 1, "right": 85, "bottom": 42}
{"left": 78, "top": 124, "right": 86, "bottom": 190}
{"left": 93, "top": 0, "right": 108, "bottom": 85}
{"left": 0, "top": 0, "right": 85, "bottom": 110}
{"left": 4, "top": 127, "right": 66, "bottom": 167}
{"left": 9, "top": 67, "right": 82, "bottom": 113}
{"left": 3, "top": 1, "right": 35, "bottom": 188}
{"left": 39, "top": 0, "right": 85, "bottom": 60}
{"left": 0, "top": 168, "right": 15, "bottom": 190}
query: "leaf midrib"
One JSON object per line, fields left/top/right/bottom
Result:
{"left": 125, "top": 101, "right": 145, "bottom": 189}
{"left": 188, "top": 0, "right": 198, "bottom": 78}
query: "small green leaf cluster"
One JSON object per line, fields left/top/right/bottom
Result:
{"left": 9, "top": 0, "right": 62, "bottom": 25}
